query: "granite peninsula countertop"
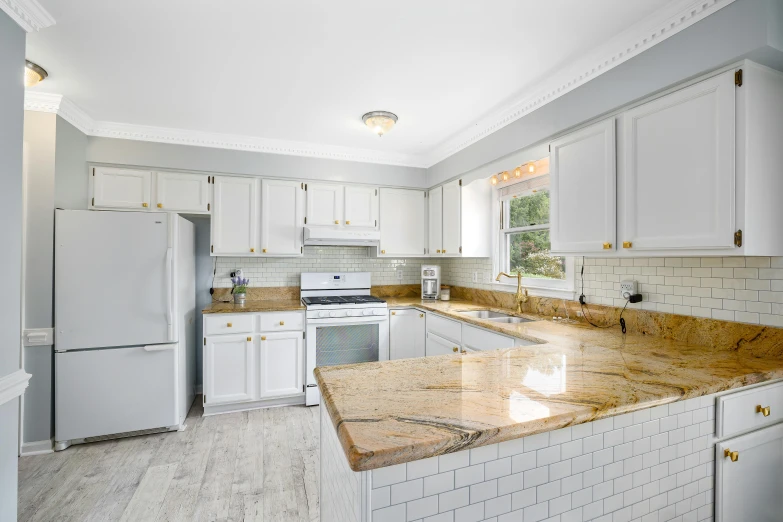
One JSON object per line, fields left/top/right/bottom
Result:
{"left": 315, "top": 298, "right": 783, "bottom": 471}
{"left": 202, "top": 299, "right": 304, "bottom": 314}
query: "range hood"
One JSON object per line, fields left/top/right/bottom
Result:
{"left": 303, "top": 227, "right": 380, "bottom": 246}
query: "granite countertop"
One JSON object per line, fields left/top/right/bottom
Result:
{"left": 315, "top": 298, "right": 783, "bottom": 471}
{"left": 202, "top": 299, "right": 304, "bottom": 314}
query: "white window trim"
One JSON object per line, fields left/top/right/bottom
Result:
{"left": 492, "top": 181, "right": 575, "bottom": 300}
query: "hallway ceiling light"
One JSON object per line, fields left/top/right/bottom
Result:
{"left": 362, "top": 111, "right": 398, "bottom": 137}
{"left": 25, "top": 60, "right": 48, "bottom": 87}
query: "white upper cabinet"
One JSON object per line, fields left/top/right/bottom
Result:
{"left": 306, "top": 183, "right": 343, "bottom": 226}
{"left": 156, "top": 171, "right": 210, "bottom": 213}
{"left": 428, "top": 186, "right": 443, "bottom": 254}
{"left": 92, "top": 167, "right": 151, "bottom": 210}
{"left": 441, "top": 180, "right": 461, "bottom": 255}
{"left": 379, "top": 188, "right": 426, "bottom": 256}
{"left": 550, "top": 119, "right": 616, "bottom": 254}
{"left": 211, "top": 176, "right": 260, "bottom": 256}
{"left": 621, "top": 70, "right": 736, "bottom": 251}
{"left": 258, "top": 332, "right": 304, "bottom": 399}
{"left": 343, "top": 185, "right": 378, "bottom": 229}
{"left": 261, "top": 179, "right": 304, "bottom": 256}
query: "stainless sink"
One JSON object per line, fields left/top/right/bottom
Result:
{"left": 456, "top": 310, "right": 532, "bottom": 324}
{"left": 457, "top": 310, "right": 511, "bottom": 319}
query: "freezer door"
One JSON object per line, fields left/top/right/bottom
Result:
{"left": 55, "top": 345, "right": 178, "bottom": 443}
{"left": 55, "top": 210, "right": 174, "bottom": 351}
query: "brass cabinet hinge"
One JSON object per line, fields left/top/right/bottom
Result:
{"left": 91, "top": 197, "right": 95, "bottom": 206}
{"left": 92, "top": 168, "right": 95, "bottom": 176}
{"left": 203, "top": 338, "right": 206, "bottom": 346}
{"left": 211, "top": 245, "right": 214, "bottom": 253}
{"left": 735, "top": 69, "right": 743, "bottom": 87}
{"left": 459, "top": 246, "right": 462, "bottom": 253}
{"left": 374, "top": 219, "right": 377, "bottom": 227}
{"left": 734, "top": 229, "right": 743, "bottom": 247}
{"left": 301, "top": 182, "right": 304, "bottom": 189}
{"left": 459, "top": 179, "right": 462, "bottom": 186}
{"left": 300, "top": 246, "right": 303, "bottom": 254}
{"left": 305, "top": 183, "right": 308, "bottom": 191}
{"left": 304, "top": 216, "right": 307, "bottom": 224}
{"left": 207, "top": 203, "right": 210, "bottom": 211}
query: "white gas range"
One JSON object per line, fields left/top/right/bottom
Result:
{"left": 301, "top": 272, "right": 389, "bottom": 406}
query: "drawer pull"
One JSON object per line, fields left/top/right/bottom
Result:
{"left": 724, "top": 449, "right": 739, "bottom": 462}
{"left": 757, "top": 405, "right": 771, "bottom": 417}
{"left": 247, "top": 336, "right": 252, "bottom": 341}
{"left": 227, "top": 322, "right": 233, "bottom": 327}
{"left": 261, "top": 336, "right": 266, "bottom": 341}
{"left": 452, "top": 347, "right": 458, "bottom": 353}
{"left": 419, "top": 313, "right": 424, "bottom": 318}
{"left": 602, "top": 242, "right": 612, "bottom": 249}
{"left": 391, "top": 311, "right": 396, "bottom": 315}
{"left": 279, "top": 321, "right": 285, "bottom": 326}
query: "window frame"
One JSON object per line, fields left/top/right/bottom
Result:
{"left": 494, "top": 180, "right": 574, "bottom": 298}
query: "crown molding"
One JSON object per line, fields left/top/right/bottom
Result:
{"left": 0, "top": 369, "right": 31, "bottom": 407}
{"left": 421, "top": 0, "right": 737, "bottom": 167}
{"left": 22, "top": 0, "right": 733, "bottom": 169}
{"left": 0, "top": 0, "right": 54, "bottom": 32}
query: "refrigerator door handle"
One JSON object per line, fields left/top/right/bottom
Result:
{"left": 165, "top": 247, "right": 174, "bottom": 341}
{"left": 143, "top": 343, "right": 176, "bottom": 352}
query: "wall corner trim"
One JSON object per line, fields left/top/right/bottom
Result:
{"left": 0, "top": 368, "right": 32, "bottom": 406}
{"left": 0, "top": 0, "right": 55, "bottom": 32}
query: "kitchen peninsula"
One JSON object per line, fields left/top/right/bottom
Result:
{"left": 317, "top": 298, "right": 783, "bottom": 522}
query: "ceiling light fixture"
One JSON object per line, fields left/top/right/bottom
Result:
{"left": 24, "top": 60, "right": 48, "bottom": 88}
{"left": 362, "top": 111, "right": 398, "bottom": 137}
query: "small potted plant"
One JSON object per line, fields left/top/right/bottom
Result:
{"left": 231, "top": 276, "right": 249, "bottom": 304}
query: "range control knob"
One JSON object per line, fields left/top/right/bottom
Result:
{"left": 363, "top": 309, "right": 373, "bottom": 316}
{"left": 329, "top": 311, "right": 339, "bottom": 318}
{"left": 319, "top": 311, "right": 329, "bottom": 318}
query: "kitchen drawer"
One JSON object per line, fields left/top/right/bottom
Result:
{"left": 717, "top": 381, "right": 783, "bottom": 438}
{"left": 259, "top": 311, "right": 304, "bottom": 332}
{"left": 205, "top": 314, "right": 255, "bottom": 335}
{"left": 462, "top": 324, "right": 515, "bottom": 352}
{"left": 426, "top": 314, "right": 461, "bottom": 344}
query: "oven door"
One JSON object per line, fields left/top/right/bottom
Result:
{"left": 305, "top": 314, "right": 389, "bottom": 406}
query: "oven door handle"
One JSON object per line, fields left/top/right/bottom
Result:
{"left": 306, "top": 316, "right": 388, "bottom": 326}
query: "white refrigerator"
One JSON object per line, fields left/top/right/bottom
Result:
{"left": 54, "top": 210, "right": 196, "bottom": 450}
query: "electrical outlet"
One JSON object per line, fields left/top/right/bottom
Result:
{"left": 620, "top": 280, "right": 637, "bottom": 299}
{"left": 396, "top": 268, "right": 403, "bottom": 280}
{"left": 472, "top": 271, "right": 478, "bottom": 283}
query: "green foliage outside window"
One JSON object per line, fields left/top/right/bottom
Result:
{"left": 507, "top": 190, "right": 565, "bottom": 280}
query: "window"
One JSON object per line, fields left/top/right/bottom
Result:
{"left": 497, "top": 175, "right": 573, "bottom": 294}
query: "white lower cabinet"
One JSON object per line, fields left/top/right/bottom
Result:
{"left": 426, "top": 331, "right": 459, "bottom": 357}
{"left": 259, "top": 331, "right": 304, "bottom": 398}
{"left": 716, "top": 422, "right": 783, "bottom": 522}
{"left": 204, "top": 334, "right": 255, "bottom": 405}
{"left": 389, "top": 309, "right": 426, "bottom": 360}
{"left": 203, "top": 312, "right": 305, "bottom": 414}
{"left": 462, "top": 324, "right": 516, "bottom": 351}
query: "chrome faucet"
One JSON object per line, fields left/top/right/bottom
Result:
{"left": 496, "top": 272, "right": 529, "bottom": 313}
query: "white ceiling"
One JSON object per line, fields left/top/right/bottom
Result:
{"left": 26, "top": 0, "right": 693, "bottom": 166}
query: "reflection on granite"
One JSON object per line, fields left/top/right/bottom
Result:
{"left": 202, "top": 299, "right": 304, "bottom": 314}
{"left": 317, "top": 295, "right": 783, "bottom": 471}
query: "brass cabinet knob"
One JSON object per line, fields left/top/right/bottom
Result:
{"left": 452, "top": 347, "right": 458, "bottom": 353}
{"left": 757, "top": 405, "right": 771, "bottom": 417}
{"left": 250, "top": 248, "right": 255, "bottom": 252}
{"left": 262, "top": 248, "right": 267, "bottom": 253}
{"left": 391, "top": 311, "right": 396, "bottom": 315}
{"left": 346, "top": 220, "right": 351, "bottom": 225}
{"left": 261, "top": 336, "right": 266, "bottom": 341}
{"left": 623, "top": 241, "right": 633, "bottom": 249}
{"left": 461, "top": 350, "right": 467, "bottom": 354}
{"left": 334, "top": 220, "right": 339, "bottom": 224}
{"left": 724, "top": 449, "right": 739, "bottom": 462}
{"left": 227, "top": 322, "right": 233, "bottom": 327}
{"left": 247, "top": 336, "right": 252, "bottom": 341}
{"left": 279, "top": 321, "right": 285, "bottom": 325}
{"left": 602, "top": 242, "right": 612, "bottom": 249}
{"left": 157, "top": 203, "right": 163, "bottom": 208}
{"left": 381, "top": 250, "right": 386, "bottom": 254}
{"left": 142, "top": 203, "right": 149, "bottom": 208}
{"left": 436, "top": 250, "right": 441, "bottom": 253}
{"left": 419, "top": 313, "right": 424, "bottom": 318}
{"left": 443, "top": 250, "right": 447, "bottom": 254}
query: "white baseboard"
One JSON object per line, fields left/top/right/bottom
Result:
{"left": 20, "top": 439, "right": 53, "bottom": 456}
{"left": 195, "top": 384, "right": 203, "bottom": 395}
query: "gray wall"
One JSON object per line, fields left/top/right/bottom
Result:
{"left": 21, "top": 112, "right": 57, "bottom": 445}
{"left": 55, "top": 117, "right": 89, "bottom": 210}
{"left": 87, "top": 137, "right": 428, "bottom": 188}
{"left": 427, "top": 0, "right": 783, "bottom": 186}
{"left": 0, "top": 9, "right": 26, "bottom": 521}
{"left": 190, "top": 217, "right": 212, "bottom": 386}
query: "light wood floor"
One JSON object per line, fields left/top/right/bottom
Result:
{"left": 18, "top": 400, "right": 320, "bottom": 522}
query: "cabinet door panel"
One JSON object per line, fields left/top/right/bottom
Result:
{"left": 306, "top": 183, "right": 343, "bottom": 226}
{"left": 204, "top": 335, "right": 255, "bottom": 404}
{"left": 344, "top": 186, "right": 378, "bottom": 229}
{"left": 262, "top": 179, "right": 303, "bottom": 255}
{"left": 259, "top": 332, "right": 304, "bottom": 398}
{"left": 623, "top": 71, "right": 735, "bottom": 250}
{"left": 93, "top": 167, "right": 151, "bottom": 209}
{"left": 716, "top": 423, "right": 783, "bottom": 522}
{"left": 462, "top": 324, "right": 515, "bottom": 352}
{"left": 390, "top": 310, "right": 426, "bottom": 360}
{"left": 442, "top": 180, "right": 461, "bottom": 255}
{"left": 156, "top": 172, "right": 209, "bottom": 212}
{"left": 428, "top": 186, "right": 443, "bottom": 254}
{"left": 550, "top": 119, "right": 616, "bottom": 253}
{"left": 426, "top": 331, "right": 459, "bottom": 357}
{"left": 379, "top": 188, "right": 426, "bottom": 256}
{"left": 212, "top": 176, "right": 259, "bottom": 255}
